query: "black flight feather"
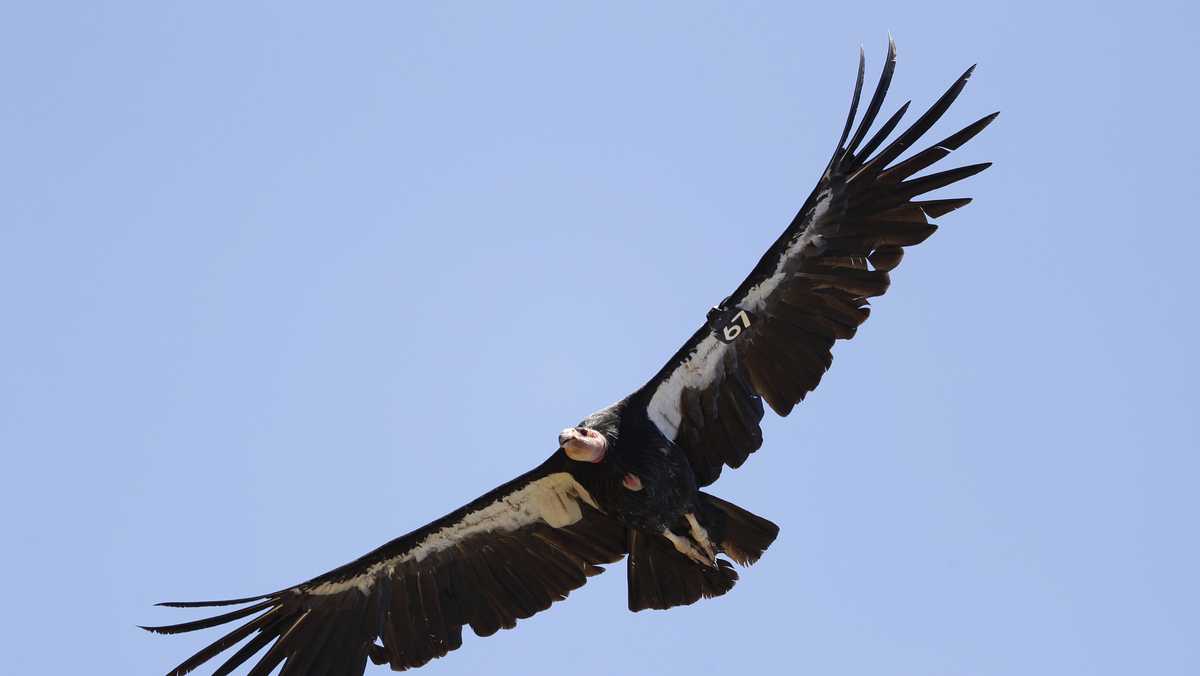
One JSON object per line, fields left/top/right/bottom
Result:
{"left": 147, "top": 40, "right": 993, "bottom": 675}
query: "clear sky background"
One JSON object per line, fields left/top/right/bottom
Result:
{"left": 3, "top": 2, "right": 1197, "bottom": 675}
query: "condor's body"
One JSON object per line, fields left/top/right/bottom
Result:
{"left": 146, "top": 40, "right": 995, "bottom": 676}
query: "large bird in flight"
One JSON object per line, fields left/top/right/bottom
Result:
{"left": 146, "top": 40, "right": 995, "bottom": 675}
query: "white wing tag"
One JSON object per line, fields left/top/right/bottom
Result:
{"left": 707, "top": 305, "right": 754, "bottom": 343}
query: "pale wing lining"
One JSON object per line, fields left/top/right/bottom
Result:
{"left": 308, "top": 473, "right": 598, "bottom": 596}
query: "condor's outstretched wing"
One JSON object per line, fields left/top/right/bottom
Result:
{"left": 641, "top": 40, "right": 996, "bottom": 486}
{"left": 144, "top": 456, "right": 624, "bottom": 675}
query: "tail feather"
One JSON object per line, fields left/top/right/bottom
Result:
{"left": 626, "top": 494, "right": 779, "bottom": 612}
{"left": 700, "top": 492, "right": 780, "bottom": 566}
{"left": 626, "top": 529, "right": 737, "bottom": 612}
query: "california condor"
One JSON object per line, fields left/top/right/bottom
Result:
{"left": 146, "top": 39, "right": 995, "bottom": 675}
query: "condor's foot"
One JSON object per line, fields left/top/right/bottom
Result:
{"left": 663, "top": 525, "right": 716, "bottom": 567}
{"left": 685, "top": 512, "right": 717, "bottom": 562}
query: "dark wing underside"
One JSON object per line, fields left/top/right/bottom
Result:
{"left": 144, "top": 457, "right": 625, "bottom": 675}
{"left": 147, "top": 39, "right": 994, "bottom": 675}
{"left": 642, "top": 39, "right": 996, "bottom": 486}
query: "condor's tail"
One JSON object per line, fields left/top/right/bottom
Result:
{"left": 626, "top": 492, "right": 779, "bottom": 612}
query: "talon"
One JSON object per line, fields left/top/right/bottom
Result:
{"left": 663, "top": 528, "right": 716, "bottom": 567}
{"left": 622, "top": 473, "right": 643, "bottom": 491}
{"left": 685, "top": 513, "right": 716, "bottom": 561}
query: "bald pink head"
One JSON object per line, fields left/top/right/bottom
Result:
{"left": 558, "top": 427, "right": 607, "bottom": 463}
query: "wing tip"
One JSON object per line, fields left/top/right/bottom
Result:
{"left": 916, "top": 197, "right": 973, "bottom": 218}
{"left": 835, "top": 45, "right": 869, "bottom": 155}
{"left": 154, "top": 594, "right": 271, "bottom": 608}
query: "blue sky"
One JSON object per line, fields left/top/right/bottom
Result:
{"left": 3, "top": 2, "right": 1198, "bottom": 674}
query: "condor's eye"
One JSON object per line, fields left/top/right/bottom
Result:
{"left": 576, "top": 427, "right": 588, "bottom": 435}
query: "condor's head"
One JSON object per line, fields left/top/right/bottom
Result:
{"left": 558, "top": 426, "right": 608, "bottom": 463}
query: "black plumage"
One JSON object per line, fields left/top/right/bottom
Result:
{"left": 146, "top": 39, "right": 994, "bottom": 675}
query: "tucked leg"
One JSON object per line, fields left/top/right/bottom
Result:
{"left": 685, "top": 512, "right": 716, "bottom": 562}
{"left": 662, "top": 528, "right": 716, "bottom": 567}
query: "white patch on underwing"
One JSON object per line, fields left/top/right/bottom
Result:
{"left": 743, "top": 188, "right": 832, "bottom": 312}
{"left": 646, "top": 334, "right": 729, "bottom": 440}
{"left": 307, "top": 473, "right": 598, "bottom": 597}
{"left": 647, "top": 188, "right": 834, "bottom": 441}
